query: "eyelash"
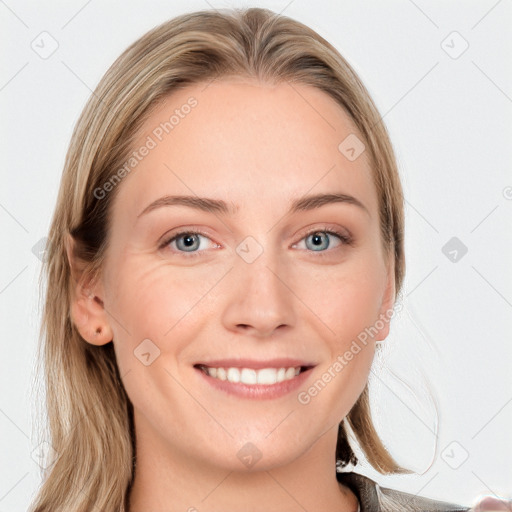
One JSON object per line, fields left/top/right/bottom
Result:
{"left": 159, "top": 227, "right": 353, "bottom": 258}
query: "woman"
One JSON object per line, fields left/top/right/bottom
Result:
{"left": 29, "top": 7, "right": 509, "bottom": 512}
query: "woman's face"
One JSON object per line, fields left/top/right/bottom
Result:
{"left": 93, "top": 78, "right": 395, "bottom": 471}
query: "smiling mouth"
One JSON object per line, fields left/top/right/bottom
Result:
{"left": 194, "top": 364, "right": 313, "bottom": 386}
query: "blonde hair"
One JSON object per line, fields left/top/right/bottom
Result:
{"left": 30, "top": 7, "right": 410, "bottom": 512}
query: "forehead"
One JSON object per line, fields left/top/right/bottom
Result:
{"left": 111, "top": 78, "right": 378, "bottom": 222}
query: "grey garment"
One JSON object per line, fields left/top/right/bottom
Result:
{"left": 337, "top": 471, "right": 472, "bottom": 512}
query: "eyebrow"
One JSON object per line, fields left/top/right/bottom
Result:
{"left": 136, "top": 192, "right": 370, "bottom": 219}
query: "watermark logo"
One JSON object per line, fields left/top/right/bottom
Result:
{"left": 441, "top": 31, "right": 469, "bottom": 60}
{"left": 338, "top": 134, "right": 365, "bottom": 162}
{"left": 441, "top": 440, "right": 469, "bottom": 469}
{"left": 31, "top": 236, "right": 48, "bottom": 262}
{"left": 151, "top": 97, "right": 198, "bottom": 141}
{"left": 441, "top": 236, "right": 468, "bottom": 263}
{"left": 297, "top": 304, "right": 402, "bottom": 405}
{"left": 31, "top": 31, "right": 59, "bottom": 59}
{"left": 93, "top": 97, "right": 198, "bottom": 200}
{"left": 237, "top": 442, "right": 262, "bottom": 468}
{"left": 236, "top": 236, "right": 264, "bottom": 264}
{"left": 31, "top": 441, "right": 59, "bottom": 469}
{"left": 134, "top": 338, "right": 161, "bottom": 366}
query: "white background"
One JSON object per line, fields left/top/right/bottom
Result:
{"left": 1, "top": 1, "right": 511, "bottom": 510}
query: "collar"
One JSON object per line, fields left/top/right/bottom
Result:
{"left": 336, "top": 471, "right": 380, "bottom": 511}
{"left": 336, "top": 471, "right": 472, "bottom": 512}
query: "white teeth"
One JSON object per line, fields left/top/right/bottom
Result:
{"left": 227, "top": 367, "right": 240, "bottom": 383}
{"left": 240, "top": 368, "right": 257, "bottom": 384}
{"left": 285, "top": 367, "right": 296, "bottom": 380}
{"left": 203, "top": 366, "right": 302, "bottom": 385}
{"left": 257, "top": 368, "right": 277, "bottom": 385}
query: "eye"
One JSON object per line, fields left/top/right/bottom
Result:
{"left": 159, "top": 230, "right": 219, "bottom": 257}
{"left": 159, "top": 226, "right": 352, "bottom": 258}
{"left": 293, "top": 228, "right": 352, "bottom": 253}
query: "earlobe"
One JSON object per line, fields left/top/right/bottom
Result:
{"left": 70, "top": 295, "right": 113, "bottom": 346}
{"left": 66, "top": 233, "right": 113, "bottom": 346}
{"left": 374, "top": 257, "right": 396, "bottom": 342}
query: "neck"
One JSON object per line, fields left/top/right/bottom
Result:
{"left": 127, "top": 415, "right": 359, "bottom": 512}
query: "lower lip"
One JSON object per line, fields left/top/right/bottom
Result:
{"left": 195, "top": 367, "right": 314, "bottom": 400}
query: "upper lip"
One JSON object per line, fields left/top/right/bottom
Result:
{"left": 194, "top": 358, "right": 316, "bottom": 370}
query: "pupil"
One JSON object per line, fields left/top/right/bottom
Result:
{"left": 312, "top": 233, "right": 322, "bottom": 245}
{"left": 309, "top": 232, "right": 329, "bottom": 251}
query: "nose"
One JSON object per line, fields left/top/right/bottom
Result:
{"left": 220, "top": 246, "right": 296, "bottom": 338}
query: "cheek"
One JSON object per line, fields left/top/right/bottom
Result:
{"left": 104, "top": 256, "right": 222, "bottom": 366}
{"left": 291, "top": 252, "right": 386, "bottom": 410}
{"left": 103, "top": 259, "right": 216, "bottom": 422}
{"left": 292, "top": 252, "right": 387, "bottom": 346}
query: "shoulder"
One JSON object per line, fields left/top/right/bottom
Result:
{"left": 337, "top": 471, "right": 472, "bottom": 512}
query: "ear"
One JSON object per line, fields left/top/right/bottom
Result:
{"left": 374, "top": 255, "right": 396, "bottom": 342}
{"left": 65, "top": 233, "right": 113, "bottom": 346}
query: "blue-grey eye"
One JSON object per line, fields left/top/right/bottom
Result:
{"left": 305, "top": 231, "right": 332, "bottom": 251}
{"left": 160, "top": 230, "right": 219, "bottom": 256}
{"left": 174, "top": 233, "right": 202, "bottom": 252}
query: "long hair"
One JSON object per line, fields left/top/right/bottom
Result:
{"left": 30, "top": 7, "right": 409, "bottom": 511}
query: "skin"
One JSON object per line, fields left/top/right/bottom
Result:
{"left": 68, "top": 78, "right": 396, "bottom": 512}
